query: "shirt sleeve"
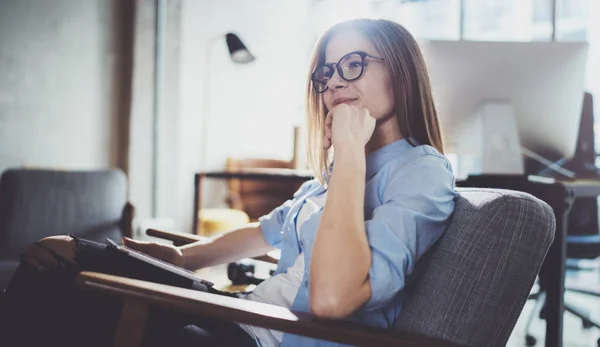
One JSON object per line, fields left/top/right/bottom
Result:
{"left": 258, "top": 179, "right": 317, "bottom": 248}
{"left": 364, "top": 154, "right": 457, "bottom": 311}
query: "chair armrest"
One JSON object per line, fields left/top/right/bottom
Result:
{"left": 120, "top": 202, "right": 135, "bottom": 239}
{"left": 76, "top": 272, "right": 463, "bottom": 347}
{"left": 146, "top": 228, "right": 206, "bottom": 247}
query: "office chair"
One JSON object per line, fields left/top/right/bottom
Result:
{"left": 524, "top": 92, "right": 600, "bottom": 346}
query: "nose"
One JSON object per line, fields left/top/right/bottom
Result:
{"left": 327, "top": 65, "right": 347, "bottom": 90}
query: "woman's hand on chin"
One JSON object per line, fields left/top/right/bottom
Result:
{"left": 323, "top": 104, "right": 376, "bottom": 152}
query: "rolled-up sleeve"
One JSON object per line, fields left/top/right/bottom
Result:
{"left": 258, "top": 179, "right": 317, "bottom": 248}
{"left": 364, "top": 155, "right": 457, "bottom": 311}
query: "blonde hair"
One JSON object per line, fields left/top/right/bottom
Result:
{"left": 305, "top": 19, "right": 444, "bottom": 186}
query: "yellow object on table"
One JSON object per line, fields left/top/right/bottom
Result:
{"left": 198, "top": 208, "right": 250, "bottom": 237}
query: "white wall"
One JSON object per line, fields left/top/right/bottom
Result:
{"left": 166, "top": 0, "right": 311, "bottom": 233}
{"left": 0, "top": 0, "right": 130, "bottom": 172}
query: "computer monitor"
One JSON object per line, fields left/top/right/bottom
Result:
{"left": 419, "top": 40, "right": 589, "bottom": 175}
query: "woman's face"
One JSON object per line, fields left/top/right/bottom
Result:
{"left": 320, "top": 29, "right": 395, "bottom": 121}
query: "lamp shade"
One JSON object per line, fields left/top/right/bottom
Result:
{"left": 226, "top": 33, "right": 255, "bottom": 64}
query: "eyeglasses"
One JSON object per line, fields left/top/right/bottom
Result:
{"left": 311, "top": 51, "right": 384, "bottom": 93}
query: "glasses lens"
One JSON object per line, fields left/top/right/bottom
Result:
{"left": 312, "top": 65, "right": 333, "bottom": 92}
{"left": 339, "top": 53, "right": 364, "bottom": 81}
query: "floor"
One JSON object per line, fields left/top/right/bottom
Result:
{"left": 507, "top": 292, "right": 600, "bottom": 347}
{"left": 507, "top": 265, "right": 600, "bottom": 347}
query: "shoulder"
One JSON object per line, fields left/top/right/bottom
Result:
{"left": 379, "top": 145, "right": 456, "bottom": 199}
{"left": 377, "top": 144, "right": 453, "bottom": 178}
{"left": 393, "top": 144, "right": 451, "bottom": 171}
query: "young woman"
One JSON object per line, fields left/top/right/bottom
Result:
{"left": 0, "top": 18, "right": 457, "bottom": 347}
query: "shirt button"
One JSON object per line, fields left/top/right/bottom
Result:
{"left": 304, "top": 281, "right": 309, "bottom": 287}
{"left": 299, "top": 241, "right": 303, "bottom": 247}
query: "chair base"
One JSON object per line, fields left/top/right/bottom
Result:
{"left": 564, "top": 302, "right": 600, "bottom": 330}
{"left": 525, "top": 291, "right": 600, "bottom": 346}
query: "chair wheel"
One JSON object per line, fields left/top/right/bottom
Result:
{"left": 526, "top": 335, "right": 537, "bottom": 347}
{"left": 597, "top": 337, "right": 600, "bottom": 347}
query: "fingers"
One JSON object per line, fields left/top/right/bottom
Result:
{"left": 122, "top": 237, "right": 182, "bottom": 266}
{"left": 359, "top": 107, "right": 370, "bottom": 119}
{"left": 122, "top": 237, "right": 153, "bottom": 253}
{"left": 323, "top": 112, "right": 333, "bottom": 150}
{"left": 323, "top": 131, "right": 331, "bottom": 150}
{"left": 361, "top": 108, "right": 376, "bottom": 135}
{"left": 324, "top": 105, "right": 374, "bottom": 150}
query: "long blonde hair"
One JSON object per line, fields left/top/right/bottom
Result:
{"left": 305, "top": 19, "right": 444, "bottom": 186}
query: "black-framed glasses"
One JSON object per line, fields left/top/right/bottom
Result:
{"left": 311, "top": 50, "right": 384, "bottom": 93}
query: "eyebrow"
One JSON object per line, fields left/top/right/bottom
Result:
{"left": 323, "top": 50, "right": 373, "bottom": 65}
{"left": 323, "top": 51, "right": 351, "bottom": 65}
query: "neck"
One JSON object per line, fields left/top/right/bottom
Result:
{"left": 365, "top": 114, "right": 403, "bottom": 154}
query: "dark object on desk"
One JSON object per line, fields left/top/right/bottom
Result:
{"left": 98, "top": 188, "right": 554, "bottom": 347}
{"left": 524, "top": 92, "right": 600, "bottom": 346}
{"left": 227, "top": 262, "right": 271, "bottom": 286}
{"left": 0, "top": 168, "right": 133, "bottom": 290}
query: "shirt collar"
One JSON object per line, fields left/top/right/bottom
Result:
{"left": 366, "top": 138, "right": 416, "bottom": 179}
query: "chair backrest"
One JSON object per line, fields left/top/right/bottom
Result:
{"left": 395, "top": 188, "right": 555, "bottom": 347}
{"left": 225, "top": 158, "right": 304, "bottom": 221}
{"left": 0, "top": 168, "right": 129, "bottom": 258}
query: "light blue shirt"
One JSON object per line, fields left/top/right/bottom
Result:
{"left": 258, "top": 139, "right": 458, "bottom": 347}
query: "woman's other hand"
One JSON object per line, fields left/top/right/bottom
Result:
{"left": 323, "top": 104, "right": 376, "bottom": 151}
{"left": 121, "top": 237, "right": 186, "bottom": 268}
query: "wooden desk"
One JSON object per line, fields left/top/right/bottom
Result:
{"left": 459, "top": 175, "right": 600, "bottom": 347}
{"left": 192, "top": 169, "right": 314, "bottom": 235}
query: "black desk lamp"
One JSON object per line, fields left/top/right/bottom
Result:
{"left": 226, "top": 33, "right": 255, "bottom": 63}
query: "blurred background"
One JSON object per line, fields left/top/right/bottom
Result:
{"left": 0, "top": 0, "right": 597, "bottom": 233}
{"left": 0, "top": 1, "right": 599, "bottom": 345}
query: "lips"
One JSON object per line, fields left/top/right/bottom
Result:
{"left": 332, "top": 97, "right": 358, "bottom": 107}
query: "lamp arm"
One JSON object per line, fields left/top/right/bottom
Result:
{"left": 199, "top": 34, "right": 226, "bottom": 170}
{"left": 199, "top": 32, "right": 253, "bottom": 170}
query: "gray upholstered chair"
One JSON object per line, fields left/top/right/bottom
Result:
{"left": 78, "top": 187, "right": 555, "bottom": 347}
{"left": 0, "top": 168, "right": 133, "bottom": 289}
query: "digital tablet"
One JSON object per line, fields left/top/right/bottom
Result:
{"left": 106, "top": 238, "right": 214, "bottom": 287}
